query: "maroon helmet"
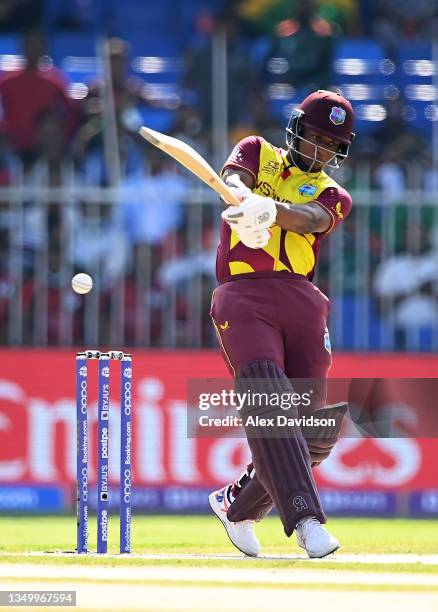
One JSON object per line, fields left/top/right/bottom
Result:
{"left": 286, "top": 89, "right": 356, "bottom": 171}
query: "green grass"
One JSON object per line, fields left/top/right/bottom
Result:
{"left": 0, "top": 515, "right": 437, "bottom": 574}
{"left": 1, "top": 515, "right": 437, "bottom": 555}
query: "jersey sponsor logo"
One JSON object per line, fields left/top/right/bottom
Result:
{"left": 255, "top": 180, "right": 276, "bottom": 198}
{"left": 298, "top": 183, "right": 318, "bottom": 197}
{"left": 292, "top": 495, "right": 308, "bottom": 512}
{"left": 329, "top": 106, "right": 346, "bottom": 125}
{"left": 261, "top": 160, "right": 280, "bottom": 175}
{"left": 335, "top": 201, "right": 344, "bottom": 220}
{"left": 255, "top": 180, "right": 292, "bottom": 203}
{"left": 219, "top": 321, "right": 230, "bottom": 331}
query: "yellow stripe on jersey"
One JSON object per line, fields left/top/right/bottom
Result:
{"left": 230, "top": 229, "right": 241, "bottom": 250}
{"left": 229, "top": 261, "right": 255, "bottom": 274}
{"left": 262, "top": 225, "right": 282, "bottom": 270}
{"left": 284, "top": 232, "right": 316, "bottom": 275}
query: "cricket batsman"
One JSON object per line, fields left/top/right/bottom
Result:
{"left": 208, "top": 90, "right": 355, "bottom": 558}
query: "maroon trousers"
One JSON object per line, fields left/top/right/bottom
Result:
{"left": 210, "top": 272, "right": 332, "bottom": 534}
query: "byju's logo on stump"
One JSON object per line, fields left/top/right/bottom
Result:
{"left": 329, "top": 106, "right": 346, "bottom": 125}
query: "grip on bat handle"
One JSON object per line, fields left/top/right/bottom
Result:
{"left": 223, "top": 174, "right": 273, "bottom": 239}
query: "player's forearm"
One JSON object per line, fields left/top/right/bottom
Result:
{"left": 275, "top": 203, "right": 323, "bottom": 234}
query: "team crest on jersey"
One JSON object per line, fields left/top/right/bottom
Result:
{"left": 261, "top": 160, "right": 280, "bottom": 176}
{"left": 330, "top": 106, "right": 346, "bottom": 125}
{"left": 298, "top": 184, "right": 317, "bottom": 197}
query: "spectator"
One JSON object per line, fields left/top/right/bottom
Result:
{"left": 372, "top": 0, "right": 438, "bottom": 52}
{"left": 373, "top": 150, "right": 406, "bottom": 204}
{"left": 75, "top": 37, "right": 157, "bottom": 166}
{"left": 318, "top": 0, "right": 359, "bottom": 35}
{"left": 169, "top": 104, "right": 210, "bottom": 160}
{"left": 264, "top": 0, "right": 335, "bottom": 92}
{"left": 34, "top": 109, "right": 70, "bottom": 184}
{"left": 373, "top": 226, "right": 438, "bottom": 347}
{"left": 250, "top": 91, "right": 284, "bottom": 146}
{"left": 0, "top": 29, "right": 77, "bottom": 169}
{"left": 183, "top": 14, "right": 257, "bottom": 133}
{"left": 373, "top": 100, "right": 425, "bottom": 164}
{"left": 232, "top": 0, "right": 356, "bottom": 36}
{"left": 117, "top": 148, "right": 188, "bottom": 248}
{"left": 421, "top": 152, "right": 438, "bottom": 192}
{"left": 157, "top": 218, "right": 218, "bottom": 347}
{"left": 45, "top": 243, "right": 69, "bottom": 345}
{"left": 72, "top": 200, "right": 127, "bottom": 286}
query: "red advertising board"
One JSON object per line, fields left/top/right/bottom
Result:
{"left": 0, "top": 349, "right": 437, "bottom": 498}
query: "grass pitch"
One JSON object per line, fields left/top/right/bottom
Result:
{"left": 1, "top": 516, "right": 437, "bottom": 612}
{"left": 0, "top": 515, "right": 437, "bottom": 570}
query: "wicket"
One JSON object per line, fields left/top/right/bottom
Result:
{"left": 76, "top": 350, "right": 132, "bottom": 554}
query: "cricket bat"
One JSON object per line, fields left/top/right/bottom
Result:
{"left": 139, "top": 126, "right": 240, "bottom": 206}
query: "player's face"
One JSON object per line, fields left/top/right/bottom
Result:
{"left": 297, "top": 128, "right": 341, "bottom": 171}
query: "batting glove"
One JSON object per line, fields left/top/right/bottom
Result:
{"left": 228, "top": 182, "right": 252, "bottom": 201}
{"left": 222, "top": 193, "right": 277, "bottom": 232}
{"left": 222, "top": 175, "right": 252, "bottom": 204}
{"left": 236, "top": 227, "right": 271, "bottom": 249}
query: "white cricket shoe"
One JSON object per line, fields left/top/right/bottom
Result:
{"left": 208, "top": 485, "right": 260, "bottom": 557}
{"left": 296, "top": 516, "right": 340, "bottom": 558}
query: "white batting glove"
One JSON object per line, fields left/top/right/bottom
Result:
{"left": 222, "top": 193, "right": 277, "bottom": 232}
{"left": 228, "top": 183, "right": 252, "bottom": 201}
{"left": 236, "top": 227, "right": 271, "bottom": 249}
{"left": 223, "top": 175, "right": 252, "bottom": 204}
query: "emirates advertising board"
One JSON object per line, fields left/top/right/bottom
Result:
{"left": 0, "top": 349, "right": 437, "bottom": 516}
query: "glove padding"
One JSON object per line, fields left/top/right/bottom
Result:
{"left": 303, "top": 402, "right": 349, "bottom": 467}
{"left": 227, "top": 181, "right": 252, "bottom": 202}
{"left": 222, "top": 193, "right": 277, "bottom": 232}
{"left": 308, "top": 438, "right": 338, "bottom": 467}
{"left": 222, "top": 175, "right": 252, "bottom": 205}
{"left": 237, "top": 227, "right": 271, "bottom": 249}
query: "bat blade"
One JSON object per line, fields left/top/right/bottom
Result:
{"left": 139, "top": 126, "right": 240, "bottom": 206}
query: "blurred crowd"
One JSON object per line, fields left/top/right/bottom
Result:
{"left": 0, "top": 0, "right": 437, "bottom": 348}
